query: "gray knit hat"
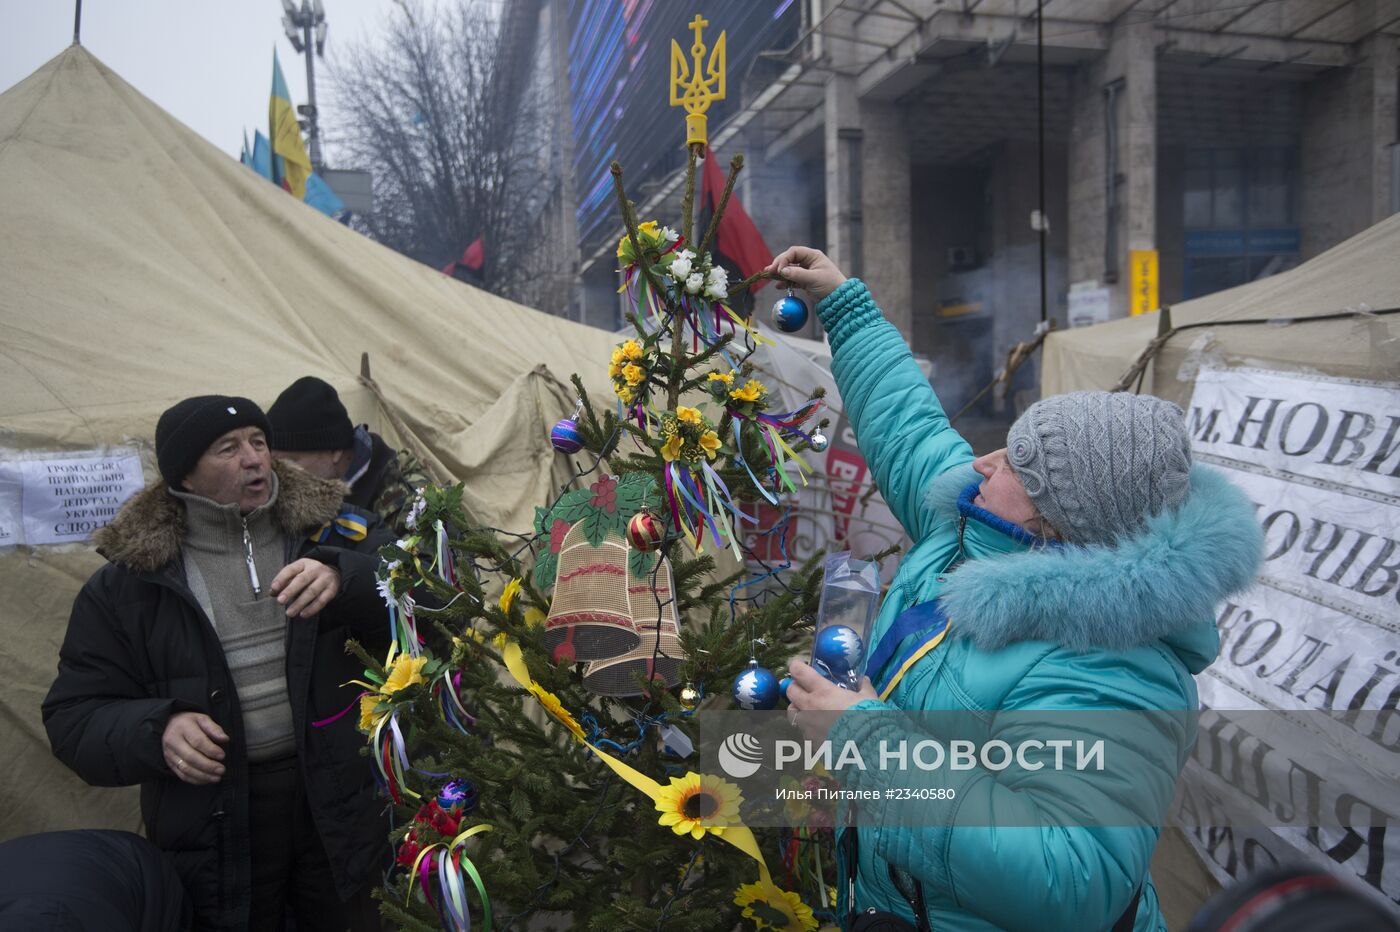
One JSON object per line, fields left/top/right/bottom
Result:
{"left": 1005, "top": 391, "right": 1192, "bottom": 545}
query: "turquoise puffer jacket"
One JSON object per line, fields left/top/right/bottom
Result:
{"left": 816, "top": 280, "right": 1263, "bottom": 932}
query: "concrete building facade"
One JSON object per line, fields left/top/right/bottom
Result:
{"left": 518, "top": 0, "right": 1399, "bottom": 425}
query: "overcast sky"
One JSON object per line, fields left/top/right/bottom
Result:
{"left": 0, "top": 0, "right": 405, "bottom": 160}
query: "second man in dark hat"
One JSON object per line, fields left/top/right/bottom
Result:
{"left": 267, "top": 376, "right": 424, "bottom": 534}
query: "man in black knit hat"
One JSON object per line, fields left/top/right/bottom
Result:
{"left": 44, "top": 395, "right": 391, "bottom": 931}
{"left": 267, "top": 376, "right": 423, "bottom": 534}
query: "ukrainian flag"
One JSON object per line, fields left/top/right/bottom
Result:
{"left": 269, "top": 51, "right": 312, "bottom": 199}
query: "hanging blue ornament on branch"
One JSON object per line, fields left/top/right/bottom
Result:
{"left": 731, "top": 660, "right": 780, "bottom": 710}
{"left": 771, "top": 288, "right": 809, "bottom": 333}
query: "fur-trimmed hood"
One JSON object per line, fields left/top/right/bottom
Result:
{"left": 93, "top": 460, "right": 350, "bottom": 574}
{"left": 924, "top": 463, "right": 1262, "bottom": 665}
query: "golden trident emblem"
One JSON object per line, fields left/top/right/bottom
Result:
{"left": 670, "top": 14, "right": 726, "bottom": 148}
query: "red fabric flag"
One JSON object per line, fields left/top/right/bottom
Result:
{"left": 461, "top": 237, "right": 484, "bottom": 271}
{"left": 701, "top": 154, "right": 773, "bottom": 293}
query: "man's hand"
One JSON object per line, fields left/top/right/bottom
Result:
{"left": 162, "top": 712, "right": 228, "bottom": 785}
{"left": 785, "top": 658, "right": 879, "bottom": 742}
{"left": 765, "top": 246, "right": 848, "bottom": 304}
{"left": 270, "top": 558, "right": 340, "bottom": 618}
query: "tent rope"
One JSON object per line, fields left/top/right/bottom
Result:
{"left": 1111, "top": 305, "right": 1400, "bottom": 394}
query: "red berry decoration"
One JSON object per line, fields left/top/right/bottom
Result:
{"left": 626, "top": 511, "right": 665, "bottom": 551}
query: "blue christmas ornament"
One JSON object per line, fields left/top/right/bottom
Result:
{"left": 437, "top": 779, "right": 478, "bottom": 813}
{"left": 550, "top": 418, "right": 584, "bottom": 454}
{"left": 771, "top": 289, "right": 809, "bottom": 333}
{"left": 732, "top": 660, "right": 780, "bottom": 710}
{"left": 813, "top": 624, "right": 864, "bottom": 677}
{"left": 778, "top": 676, "right": 792, "bottom": 700}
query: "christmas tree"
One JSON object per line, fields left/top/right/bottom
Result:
{"left": 358, "top": 15, "right": 840, "bottom": 931}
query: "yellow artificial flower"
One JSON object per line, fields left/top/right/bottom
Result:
{"left": 611, "top": 347, "right": 625, "bottom": 365}
{"left": 661, "top": 434, "right": 683, "bottom": 462}
{"left": 383, "top": 652, "right": 428, "bottom": 695}
{"left": 617, "top": 386, "right": 635, "bottom": 404}
{"left": 707, "top": 371, "right": 735, "bottom": 385}
{"left": 699, "top": 430, "right": 721, "bottom": 460}
{"left": 499, "top": 577, "right": 523, "bottom": 614}
{"left": 608, "top": 361, "right": 623, "bottom": 379}
{"left": 524, "top": 607, "right": 546, "bottom": 628}
{"left": 530, "top": 685, "right": 586, "bottom": 740}
{"left": 622, "top": 339, "right": 643, "bottom": 359}
{"left": 358, "top": 693, "right": 387, "bottom": 732}
{"left": 623, "top": 363, "right": 645, "bottom": 386}
{"left": 729, "top": 379, "right": 765, "bottom": 403}
{"left": 637, "top": 220, "right": 659, "bottom": 240}
{"left": 654, "top": 772, "right": 742, "bottom": 840}
{"left": 492, "top": 632, "right": 510, "bottom": 650}
{"left": 733, "top": 882, "right": 818, "bottom": 931}
{"left": 676, "top": 406, "right": 704, "bottom": 427}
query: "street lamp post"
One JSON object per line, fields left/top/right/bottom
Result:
{"left": 281, "top": 0, "right": 328, "bottom": 172}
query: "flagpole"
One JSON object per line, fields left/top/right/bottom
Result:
{"left": 72, "top": 0, "right": 82, "bottom": 45}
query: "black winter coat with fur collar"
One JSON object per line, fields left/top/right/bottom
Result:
{"left": 42, "top": 461, "right": 393, "bottom": 932}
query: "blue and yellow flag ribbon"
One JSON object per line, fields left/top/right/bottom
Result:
{"left": 308, "top": 508, "right": 370, "bottom": 544}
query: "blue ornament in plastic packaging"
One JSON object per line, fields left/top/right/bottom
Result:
{"left": 437, "top": 779, "right": 478, "bottom": 814}
{"left": 813, "top": 624, "right": 864, "bottom": 678}
{"left": 778, "top": 676, "right": 792, "bottom": 701}
{"left": 732, "top": 660, "right": 780, "bottom": 710}
{"left": 550, "top": 418, "right": 584, "bottom": 454}
{"left": 771, "top": 288, "right": 809, "bottom": 333}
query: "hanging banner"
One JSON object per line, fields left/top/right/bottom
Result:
{"left": 1179, "top": 366, "right": 1400, "bottom": 906}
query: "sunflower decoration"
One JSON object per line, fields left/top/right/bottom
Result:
{"left": 725, "top": 375, "right": 770, "bottom": 418}
{"left": 609, "top": 338, "right": 652, "bottom": 405}
{"left": 357, "top": 648, "right": 429, "bottom": 733}
{"left": 654, "top": 771, "right": 743, "bottom": 839}
{"left": 733, "top": 881, "right": 819, "bottom": 931}
{"left": 658, "top": 405, "right": 723, "bottom": 464}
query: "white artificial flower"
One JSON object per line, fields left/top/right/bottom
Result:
{"left": 404, "top": 496, "right": 426, "bottom": 530}
{"left": 662, "top": 227, "right": 680, "bottom": 243}
{"left": 705, "top": 279, "right": 728, "bottom": 300}
{"left": 685, "top": 272, "right": 704, "bottom": 294}
{"left": 706, "top": 265, "right": 728, "bottom": 286}
{"left": 669, "top": 254, "right": 693, "bottom": 280}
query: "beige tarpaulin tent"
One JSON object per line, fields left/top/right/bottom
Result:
{"left": 1043, "top": 212, "right": 1400, "bottom": 399}
{"left": 1042, "top": 217, "right": 1400, "bottom": 929}
{"left": 0, "top": 47, "right": 620, "bottom": 839}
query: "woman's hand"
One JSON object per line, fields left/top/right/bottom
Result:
{"left": 785, "top": 658, "right": 879, "bottom": 742}
{"left": 765, "top": 246, "right": 848, "bottom": 305}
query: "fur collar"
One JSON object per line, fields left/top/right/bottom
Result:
{"left": 93, "top": 460, "right": 349, "bottom": 574}
{"left": 930, "top": 464, "right": 1262, "bottom": 654}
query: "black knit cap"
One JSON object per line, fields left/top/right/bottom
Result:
{"left": 155, "top": 395, "right": 271, "bottom": 487}
{"left": 266, "top": 376, "right": 355, "bottom": 452}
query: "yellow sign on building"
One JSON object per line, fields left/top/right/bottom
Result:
{"left": 1129, "top": 249, "right": 1159, "bottom": 316}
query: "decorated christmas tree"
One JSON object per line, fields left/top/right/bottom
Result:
{"left": 358, "top": 15, "right": 843, "bottom": 931}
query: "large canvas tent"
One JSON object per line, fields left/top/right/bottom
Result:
{"left": 1042, "top": 217, "right": 1400, "bottom": 918}
{"left": 0, "top": 47, "right": 621, "bottom": 839}
{"left": 1044, "top": 213, "right": 1400, "bottom": 401}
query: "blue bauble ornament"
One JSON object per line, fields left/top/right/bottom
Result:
{"left": 732, "top": 660, "right": 780, "bottom": 710}
{"left": 437, "top": 779, "right": 478, "bottom": 813}
{"left": 778, "top": 676, "right": 793, "bottom": 700}
{"left": 771, "top": 290, "right": 809, "bottom": 333}
{"left": 550, "top": 418, "right": 584, "bottom": 454}
{"left": 813, "top": 624, "right": 865, "bottom": 677}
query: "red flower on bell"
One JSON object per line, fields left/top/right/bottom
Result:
{"left": 590, "top": 476, "right": 618, "bottom": 512}
{"left": 549, "top": 518, "right": 571, "bottom": 554}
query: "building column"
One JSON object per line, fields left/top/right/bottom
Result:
{"left": 824, "top": 75, "right": 913, "bottom": 337}
{"left": 1067, "top": 16, "right": 1157, "bottom": 319}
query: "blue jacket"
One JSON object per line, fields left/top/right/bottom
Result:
{"left": 816, "top": 280, "right": 1263, "bottom": 931}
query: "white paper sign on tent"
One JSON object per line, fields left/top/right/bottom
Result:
{"left": 0, "top": 449, "right": 145, "bottom": 547}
